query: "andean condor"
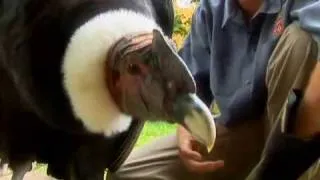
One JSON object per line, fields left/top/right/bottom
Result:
{"left": 0, "top": 0, "right": 216, "bottom": 179}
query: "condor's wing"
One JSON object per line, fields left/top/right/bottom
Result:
{"left": 0, "top": 0, "right": 24, "bottom": 32}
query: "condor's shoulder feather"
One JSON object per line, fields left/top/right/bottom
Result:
{"left": 0, "top": 0, "right": 87, "bottom": 132}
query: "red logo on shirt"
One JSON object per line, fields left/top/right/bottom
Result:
{"left": 273, "top": 17, "right": 285, "bottom": 37}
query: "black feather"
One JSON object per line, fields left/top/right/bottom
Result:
{"left": 0, "top": 0, "right": 174, "bottom": 179}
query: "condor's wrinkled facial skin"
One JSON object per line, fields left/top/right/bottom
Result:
{"left": 106, "top": 30, "right": 216, "bottom": 152}
{"left": 106, "top": 30, "right": 195, "bottom": 122}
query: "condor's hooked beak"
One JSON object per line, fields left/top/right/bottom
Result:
{"left": 149, "top": 29, "right": 216, "bottom": 152}
{"left": 173, "top": 93, "right": 216, "bottom": 152}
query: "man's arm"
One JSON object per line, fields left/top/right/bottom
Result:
{"left": 295, "top": 62, "right": 320, "bottom": 138}
{"left": 178, "top": 0, "right": 214, "bottom": 106}
{"left": 178, "top": 0, "right": 212, "bottom": 76}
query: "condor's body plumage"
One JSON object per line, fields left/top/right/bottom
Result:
{"left": 0, "top": 0, "right": 176, "bottom": 179}
{"left": 0, "top": 0, "right": 217, "bottom": 179}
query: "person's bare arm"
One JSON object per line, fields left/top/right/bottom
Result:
{"left": 295, "top": 62, "right": 320, "bottom": 138}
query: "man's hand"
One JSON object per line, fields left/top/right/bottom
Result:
{"left": 177, "top": 125, "right": 224, "bottom": 173}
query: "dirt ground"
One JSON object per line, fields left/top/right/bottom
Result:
{"left": 0, "top": 172, "right": 54, "bottom": 180}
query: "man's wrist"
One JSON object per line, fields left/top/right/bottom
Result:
{"left": 177, "top": 125, "right": 192, "bottom": 139}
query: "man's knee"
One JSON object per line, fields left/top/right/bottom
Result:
{"left": 281, "top": 23, "right": 318, "bottom": 62}
{"left": 283, "top": 23, "right": 318, "bottom": 88}
{"left": 284, "top": 23, "right": 314, "bottom": 43}
{"left": 267, "top": 22, "right": 318, "bottom": 87}
{"left": 265, "top": 22, "right": 319, "bottom": 126}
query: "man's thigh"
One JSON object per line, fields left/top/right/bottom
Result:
{"left": 107, "top": 120, "right": 265, "bottom": 180}
{"left": 262, "top": 22, "right": 319, "bottom": 180}
{"left": 106, "top": 134, "right": 197, "bottom": 180}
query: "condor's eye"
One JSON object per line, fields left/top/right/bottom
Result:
{"left": 128, "top": 63, "right": 141, "bottom": 75}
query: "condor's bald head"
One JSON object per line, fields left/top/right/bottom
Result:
{"left": 106, "top": 29, "right": 195, "bottom": 121}
{"left": 62, "top": 10, "right": 215, "bottom": 152}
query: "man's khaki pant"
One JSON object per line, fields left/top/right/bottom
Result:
{"left": 107, "top": 23, "right": 320, "bottom": 180}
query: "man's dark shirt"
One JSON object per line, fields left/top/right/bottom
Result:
{"left": 179, "top": 0, "right": 320, "bottom": 126}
